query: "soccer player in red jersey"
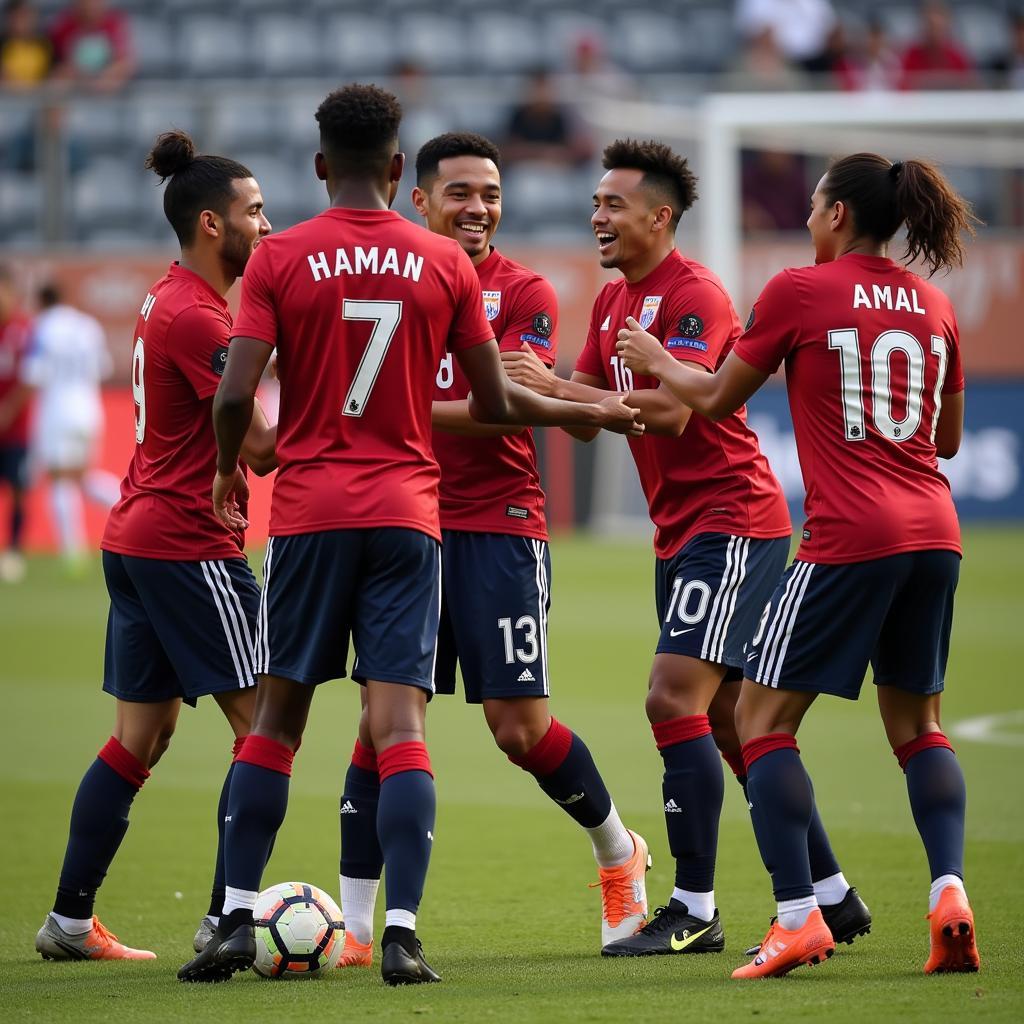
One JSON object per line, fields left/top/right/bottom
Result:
{"left": 35, "top": 130, "right": 276, "bottom": 963}
{"left": 335, "top": 133, "right": 649, "bottom": 968}
{"left": 616, "top": 153, "right": 980, "bottom": 978}
{"left": 0, "top": 265, "right": 33, "bottom": 583}
{"left": 177, "top": 86, "right": 640, "bottom": 987}
{"left": 505, "top": 139, "right": 867, "bottom": 957}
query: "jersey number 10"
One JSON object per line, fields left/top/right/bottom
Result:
{"left": 828, "top": 328, "right": 948, "bottom": 444}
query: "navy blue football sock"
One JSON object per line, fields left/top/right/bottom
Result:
{"left": 806, "top": 783, "right": 842, "bottom": 883}
{"left": 377, "top": 743, "right": 435, "bottom": 917}
{"left": 510, "top": 719, "right": 613, "bottom": 829}
{"left": 224, "top": 737, "right": 293, "bottom": 895}
{"left": 742, "top": 735, "right": 814, "bottom": 902}
{"left": 54, "top": 738, "right": 149, "bottom": 920}
{"left": 340, "top": 742, "right": 383, "bottom": 880}
{"left": 896, "top": 734, "right": 966, "bottom": 881}
{"left": 653, "top": 716, "right": 724, "bottom": 893}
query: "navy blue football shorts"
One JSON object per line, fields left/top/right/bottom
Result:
{"left": 436, "top": 530, "right": 550, "bottom": 703}
{"left": 102, "top": 550, "right": 260, "bottom": 706}
{"left": 0, "top": 443, "right": 28, "bottom": 489}
{"left": 746, "top": 549, "right": 960, "bottom": 699}
{"left": 655, "top": 532, "right": 791, "bottom": 680}
{"left": 256, "top": 528, "right": 441, "bottom": 692}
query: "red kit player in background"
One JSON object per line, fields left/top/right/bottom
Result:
{"left": 178, "top": 84, "right": 641, "bottom": 987}
{"left": 36, "top": 130, "right": 276, "bottom": 963}
{"left": 616, "top": 152, "right": 981, "bottom": 979}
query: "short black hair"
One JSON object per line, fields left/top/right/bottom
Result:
{"left": 602, "top": 138, "right": 698, "bottom": 229}
{"left": 415, "top": 132, "right": 501, "bottom": 186}
{"left": 145, "top": 129, "right": 253, "bottom": 247}
{"left": 315, "top": 83, "right": 402, "bottom": 177}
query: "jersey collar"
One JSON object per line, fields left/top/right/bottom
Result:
{"left": 167, "top": 262, "right": 229, "bottom": 309}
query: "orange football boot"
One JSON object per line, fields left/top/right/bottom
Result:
{"left": 337, "top": 933, "right": 373, "bottom": 968}
{"left": 925, "top": 885, "right": 980, "bottom": 974}
{"left": 732, "top": 908, "right": 834, "bottom": 980}
{"left": 591, "top": 830, "right": 651, "bottom": 947}
{"left": 36, "top": 914, "right": 156, "bottom": 961}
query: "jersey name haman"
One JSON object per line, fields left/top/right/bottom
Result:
{"left": 852, "top": 282, "right": 926, "bottom": 314}
{"left": 306, "top": 246, "right": 424, "bottom": 283}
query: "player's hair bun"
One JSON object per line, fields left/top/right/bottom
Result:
{"left": 146, "top": 129, "right": 197, "bottom": 181}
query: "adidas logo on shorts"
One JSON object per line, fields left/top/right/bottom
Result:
{"left": 664, "top": 798, "right": 682, "bottom": 813}
{"left": 518, "top": 669, "right": 536, "bottom": 682}
{"left": 339, "top": 800, "right": 357, "bottom": 814}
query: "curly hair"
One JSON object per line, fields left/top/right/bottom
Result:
{"left": 415, "top": 132, "right": 501, "bottom": 185}
{"left": 315, "top": 83, "right": 403, "bottom": 175}
{"left": 602, "top": 138, "right": 699, "bottom": 228}
{"left": 145, "top": 129, "right": 253, "bottom": 246}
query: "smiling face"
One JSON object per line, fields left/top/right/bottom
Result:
{"left": 412, "top": 154, "right": 501, "bottom": 264}
{"left": 216, "top": 177, "right": 271, "bottom": 278}
{"left": 591, "top": 167, "right": 674, "bottom": 280}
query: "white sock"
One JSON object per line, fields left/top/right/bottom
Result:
{"left": 205, "top": 915, "right": 219, "bottom": 926}
{"left": 51, "top": 912, "right": 92, "bottom": 935}
{"left": 672, "top": 887, "right": 715, "bottom": 922}
{"left": 222, "top": 886, "right": 258, "bottom": 916}
{"left": 340, "top": 875, "right": 380, "bottom": 944}
{"left": 384, "top": 908, "right": 416, "bottom": 931}
{"left": 586, "top": 806, "right": 635, "bottom": 868}
{"left": 50, "top": 479, "right": 85, "bottom": 557}
{"left": 83, "top": 469, "right": 121, "bottom": 508}
{"left": 813, "top": 871, "right": 850, "bottom": 907}
{"left": 777, "top": 894, "right": 818, "bottom": 931}
{"left": 929, "top": 873, "right": 966, "bottom": 912}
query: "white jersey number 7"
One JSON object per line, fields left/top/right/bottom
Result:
{"left": 342, "top": 299, "right": 403, "bottom": 417}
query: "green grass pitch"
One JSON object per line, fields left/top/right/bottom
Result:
{"left": 1, "top": 529, "right": 1021, "bottom": 1021}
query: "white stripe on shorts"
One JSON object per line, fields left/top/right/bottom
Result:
{"left": 701, "top": 536, "right": 750, "bottom": 664}
{"left": 764, "top": 562, "right": 815, "bottom": 687}
{"left": 209, "top": 560, "right": 255, "bottom": 681}
{"left": 255, "top": 538, "right": 275, "bottom": 675}
{"left": 756, "top": 561, "right": 815, "bottom": 686}
{"left": 532, "top": 539, "right": 550, "bottom": 695}
{"left": 200, "top": 560, "right": 249, "bottom": 688}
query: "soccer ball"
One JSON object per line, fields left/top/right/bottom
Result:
{"left": 252, "top": 881, "right": 345, "bottom": 978}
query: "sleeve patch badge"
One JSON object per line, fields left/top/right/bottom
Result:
{"left": 519, "top": 333, "right": 552, "bottom": 348}
{"left": 676, "top": 314, "right": 704, "bottom": 338}
{"left": 666, "top": 337, "right": 709, "bottom": 352}
{"left": 483, "top": 290, "right": 502, "bottom": 321}
{"left": 211, "top": 346, "right": 229, "bottom": 375}
{"left": 531, "top": 312, "right": 553, "bottom": 338}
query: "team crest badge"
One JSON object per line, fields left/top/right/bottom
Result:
{"left": 482, "top": 290, "right": 502, "bottom": 321}
{"left": 639, "top": 295, "right": 663, "bottom": 330}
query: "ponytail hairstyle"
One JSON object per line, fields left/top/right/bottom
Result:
{"left": 822, "top": 152, "right": 980, "bottom": 276}
{"left": 145, "top": 129, "right": 254, "bottom": 246}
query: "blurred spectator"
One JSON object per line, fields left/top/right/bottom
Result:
{"left": 503, "top": 68, "right": 592, "bottom": 167}
{"left": 735, "top": 0, "right": 837, "bottom": 72}
{"left": 564, "top": 32, "right": 637, "bottom": 102}
{"left": 0, "top": 265, "right": 33, "bottom": 583}
{"left": 899, "top": 1, "right": 976, "bottom": 90}
{"left": 989, "top": 12, "right": 1024, "bottom": 89}
{"left": 832, "top": 18, "right": 901, "bottom": 92}
{"left": 49, "top": 0, "right": 133, "bottom": 92}
{"left": 741, "top": 149, "right": 810, "bottom": 232}
{"left": 723, "top": 25, "right": 809, "bottom": 91}
{"left": 0, "top": 0, "right": 51, "bottom": 89}
{"left": 21, "top": 282, "right": 119, "bottom": 572}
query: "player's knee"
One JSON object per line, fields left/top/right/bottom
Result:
{"left": 490, "top": 719, "right": 541, "bottom": 758}
{"left": 147, "top": 725, "right": 176, "bottom": 768}
{"left": 645, "top": 672, "right": 690, "bottom": 723}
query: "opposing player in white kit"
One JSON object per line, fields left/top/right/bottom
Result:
{"left": 21, "top": 284, "right": 121, "bottom": 568}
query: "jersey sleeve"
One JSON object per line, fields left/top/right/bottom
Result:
{"left": 941, "top": 312, "right": 964, "bottom": 394}
{"left": 231, "top": 243, "right": 279, "bottom": 347}
{"left": 497, "top": 276, "right": 558, "bottom": 368}
{"left": 661, "top": 278, "right": 737, "bottom": 372}
{"left": 733, "top": 271, "right": 802, "bottom": 375}
{"left": 574, "top": 296, "right": 608, "bottom": 380}
{"left": 165, "top": 305, "right": 232, "bottom": 400}
{"left": 446, "top": 248, "right": 495, "bottom": 352}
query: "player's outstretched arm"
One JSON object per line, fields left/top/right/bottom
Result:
{"left": 432, "top": 400, "right": 525, "bottom": 438}
{"left": 240, "top": 397, "right": 278, "bottom": 477}
{"left": 503, "top": 340, "right": 692, "bottom": 437}
{"left": 616, "top": 317, "right": 767, "bottom": 422}
{"left": 212, "top": 337, "right": 272, "bottom": 528}
{"left": 457, "top": 339, "right": 643, "bottom": 436}
{"left": 934, "top": 389, "right": 964, "bottom": 459}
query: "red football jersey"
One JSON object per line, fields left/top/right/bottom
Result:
{"left": 102, "top": 263, "right": 247, "bottom": 561}
{"left": 232, "top": 208, "right": 494, "bottom": 540}
{"left": 0, "top": 312, "right": 32, "bottom": 446}
{"left": 576, "top": 249, "right": 791, "bottom": 560}
{"left": 734, "top": 253, "right": 963, "bottom": 564}
{"left": 433, "top": 248, "right": 556, "bottom": 540}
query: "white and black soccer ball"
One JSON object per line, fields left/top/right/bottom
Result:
{"left": 252, "top": 881, "right": 345, "bottom": 978}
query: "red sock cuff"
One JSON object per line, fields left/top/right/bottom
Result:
{"left": 236, "top": 734, "right": 294, "bottom": 776}
{"left": 351, "top": 739, "right": 378, "bottom": 774}
{"left": 378, "top": 741, "right": 433, "bottom": 782}
{"left": 651, "top": 714, "right": 712, "bottom": 750}
{"left": 98, "top": 737, "right": 150, "bottom": 789}
{"left": 721, "top": 749, "right": 747, "bottom": 779}
{"left": 893, "top": 732, "right": 954, "bottom": 771}
{"left": 508, "top": 717, "right": 573, "bottom": 776}
{"left": 741, "top": 733, "right": 799, "bottom": 773}
{"left": 231, "top": 736, "right": 246, "bottom": 760}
